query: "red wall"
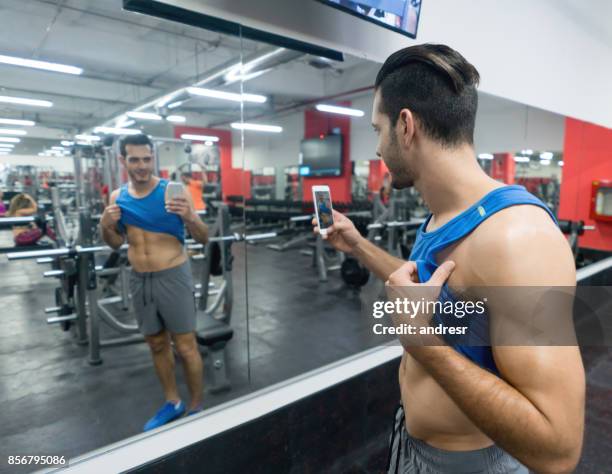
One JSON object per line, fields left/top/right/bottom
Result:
{"left": 491, "top": 153, "right": 515, "bottom": 184}
{"left": 173, "top": 125, "right": 251, "bottom": 200}
{"left": 558, "top": 117, "right": 612, "bottom": 251}
{"left": 302, "top": 103, "right": 352, "bottom": 203}
{"left": 368, "top": 159, "right": 389, "bottom": 194}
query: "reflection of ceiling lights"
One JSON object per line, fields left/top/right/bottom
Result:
{"left": 167, "top": 115, "right": 186, "bottom": 123}
{"left": 514, "top": 156, "right": 530, "bottom": 163}
{"left": 61, "top": 140, "right": 74, "bottom": 147}
{"left": 230, "top": 123, "right": 283, "bottom": 133}
{"left": 187, "top": 87, "right": 267, "bottom": 104}
{"left": 204, "top": 141, "right": 213, "bottom": 146}
{"left": 181, "top": 134, "right": 219, "bottom": 142}
{"left": 127, "top": 111, "right": 162, "bottom": 121}
{"left": 315, "top": 104, "right": 365, "bottom": 117}
{"left": 559, "top": 161, "right": 564, "bottom": 166}
{"left": 540, "top": 160, "right": 551, "bottom": 166}
{"left": 224, "top": 48, "right": 285, "bottom": 84}
{"left": 167, "top": 101, "right": 183, "bottom": 109}
{"left": 478, "top": 153, "right": 494, "bottom": 160}
{"left": 0, "top": 118, "right": 35, "bottom": 126}
{"left": 539, "top": 151, "right": 553, "bottom": 160}
{"left": 0, "top": 95, "right": 53, "bottom": 107}
{"left": 0, "top": 54, "right": 83, "bottom": 75}
{"left": 520, "top": 149, "right": 533, "bottom": 155}
{"left": 51, "top": 146, "right": 65, "bottom": 151}
{"left": 0, "top": 137, "right": 21, "bottom": 143}
{"left": 0, "top": 143, "right": 15, "bottom": 148}
{"left": 94, "top": 127, "right": 141, "bottom": 135}
{"left": 75, "top": 134, "right": 100, "bottom": 141}
{"left": 0, "top": 128, "right": 27, "bottom": 136}
{"left": 117, "top": 119, "right": 135, "bottom": 128}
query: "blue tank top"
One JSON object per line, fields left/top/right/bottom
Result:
{"left": 409, "top": 185, "right": 557, "bottom": 375}
{"left": 116, "top": 179, "right": 184, "bottom": 244}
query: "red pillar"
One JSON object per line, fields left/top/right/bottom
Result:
{"left": 302, "top": 102, "right": 352, "bottom": 203}
{"left": 368, "top": 159, "right": 389, "bottom": 195}
{"left": 491, "top": 153, "right": 515, "bottom": 184}
{"left": 558, "top": 118, "right": 612, "bottom": 251}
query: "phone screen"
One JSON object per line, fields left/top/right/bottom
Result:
{"left": 165, "top": 182, "right": 185, "bottom": 202}
{"left": 314, "top": 190, "right": 333, "bottom": 230}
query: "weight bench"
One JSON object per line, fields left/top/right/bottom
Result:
{"left": 196, "top": 316, "right": 234, "bottom": 393}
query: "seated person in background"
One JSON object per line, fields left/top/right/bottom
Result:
{"left": 180, "top": 172, "right": 206, "bottom": 211}
{"left": 8, "top": 193, "right": 55, "bottom": 246}
{"left": 379, "top": 172, "right": 391, "bottom": 205}
{"left": 0, "top": 191, "right": 6, "bottom": 216}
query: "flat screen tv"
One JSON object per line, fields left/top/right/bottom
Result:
{"left": 315, "top": 0, "right": 422, "bottom": 39}
{"left": 300, "top": 135, "right": 342, "bottom": 177}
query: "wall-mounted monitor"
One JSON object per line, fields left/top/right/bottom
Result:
{"left": 300, "top": 135, "right": 343, "bottom": 177}
{"left": 315, "top": 0, "right": 422, "bottom": 39}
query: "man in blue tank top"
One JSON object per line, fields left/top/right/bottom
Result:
{"left": 100, "top": 134, "right": 209, "bottom": 431}
{"left": 314, "top": 44, "right": 584, "bottom": 473}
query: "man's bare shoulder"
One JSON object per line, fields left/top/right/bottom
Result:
{"left": 465, "top": 205, "right": 575, "bottom": 285}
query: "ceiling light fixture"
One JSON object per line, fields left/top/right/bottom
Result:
{"left": 230, "top": 123, "right": 283, "bottom": 133}
{"left": 0, "top": 95, "right": 53, "bottom": 107}
{"left": 0, "top": 137, "right": 21, "bottom": 143}
{"left": 539, "top": 151, "right": 553, "bottom": 160}
{"left": 167, "top": 101, "right": 183, "bottom": 109}
{"left": 94, "top": 127, "right": 141, "bottom": 136}
{"left": 514, "top": 156, "right": 530, "bottom": 163}
{"left": 187, "top": 87, "right": 267, "bottom": 104}
{"left": 127, "top": 111, "right": 162, "bottom": 121}
{"left": 166, "top": 115, "right": 186, "bottom": 123}
{"left": 0, "top": 118, "right": 35, "bottom": 126}
{"left": 0, "top": 128, "right": 27, "bottom": 136}
{"left": 315, "top": 104, "right": 365, "bottom": 117}
{"left": 478, "top": 153, "right": 494, "bottom": 160}
{"left": 60, "top": 140, "right": 74, "bottom": 147}
{"left": 0, "top": 54, "right": 82, "bottom": 75}
{"left": 181, "top": 134, "right": 219, "bottom": 142}
{"left": 75, "top": 134, "right": 101, "bottom": 141}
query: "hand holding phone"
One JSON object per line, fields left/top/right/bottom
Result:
{"left": 312, "top": 185, "right": 334, "bottom": 236}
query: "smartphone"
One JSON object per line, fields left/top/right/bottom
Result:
{"left": 312, "top": 185, "right": 334, "bottom": 236}
{"left": 165, "top": 181, "right": 185, "bottom": 203}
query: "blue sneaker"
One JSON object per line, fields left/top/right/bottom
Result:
{"left": 143, "top": 401, "right": 185, "bottom": 431}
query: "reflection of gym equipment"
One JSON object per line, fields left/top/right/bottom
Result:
{"left": 558, "top": 219, "right": 595, "bottom": 262}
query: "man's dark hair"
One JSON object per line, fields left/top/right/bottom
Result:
{"left": 181, "top": 171, "right": 192, "bottom": 179}
{"left": 375, "top": 43, "right": 480, "bottom": 147}
{"left": 119, "top": 133, "right": 153, "bottom": 157}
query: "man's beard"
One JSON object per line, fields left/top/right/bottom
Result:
{"left": 129, "top": 169, "right": 152, "bottom": 183}
{"left": 386, "top": 138, "right": 413, "bottom": 189}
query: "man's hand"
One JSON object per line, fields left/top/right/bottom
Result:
{"left": 166, "top": 196, "right": 196, "bottom": 223}
{"left": 385, "top": 260, "right": 455, "bottom": 348}
{"left": 312, "top": 209, "right": 363, "bottom": 254}
{"left": 101, "top": 204, "right": 121, "bottom": 230}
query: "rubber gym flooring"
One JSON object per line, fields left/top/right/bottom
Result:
{"left": 0, "top": 230, "right": 611, "bottom": 473}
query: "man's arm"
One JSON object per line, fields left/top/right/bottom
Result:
{"left": 100, "top": 190, "right": 125, "bottom": 250}
{"left": 389, "top": 220, "right": 584, "bottom": 472}
{"left": 167, "top": 193, "right": 208, "bottom": 244}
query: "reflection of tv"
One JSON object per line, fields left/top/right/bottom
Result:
{"left": 315, "top": 0, "right": 422, "bottom": 39}
{"left": 300, "top": 135, "right": 342, "bottom": 177}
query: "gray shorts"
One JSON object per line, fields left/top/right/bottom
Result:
{"left": 387, "top": 404, "right": 528, "bottom": 474}
{"left": 129, "top": 260, "right": 197, "bottom": 336}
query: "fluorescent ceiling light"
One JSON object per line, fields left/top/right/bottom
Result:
{"left": 514, "top": 156, "right": 530, "bottom": 163}
{"left": 0, "top": 95, "right": 53, "bottom": 107}
{"left": 127, "top": 111, "right": 162, "bottom": 121}
{"left": 61, "top": 140, "right": 74, "bottom": 146}
{"left": 167, "top": 101, "right": 183, "bottom": 109}
{"left": 0, "top": 143, "right": 15, "bottom": 148}
{"left": 75, "top": 134, "right": 100, "bottom": 141}
{"left": 224, "top": 48, "right": 284, "bottom": 83}
{"left": 187, "top": 87, "right": 267, "bottom": 104}
{"left": 0, "top": 151, "right": 10, "bottom": 155}
{"left": 94, "top": 126, "right": 141, "bottom": 135}
{"left": 51, "top": 146, "right": 65, "bottom": 151}
{"left": 0, "top": 137, "right": 21, "bottom": 143}
{"left": 558, "top": 161, "right": 564, "bottom": 166}
{"left": 181, "top": 134, "right": 219, "bottom": 142}
{"left": 0, "top": 118, "right": 35, "bottom": 126}
{"left": 167, "top": 115, "right": 186, "bottom": 123}
{"left": 540, "top": 160, "right": 551, "bottom": 166}
{"left": 116, "top": 119, "right": 135, "bottom": 128}
{"left": 204, "top": 141, "right": 213, "bottom": 146}
{"left": 230, "top": 122, "right": 283, "bottom": 133}
{"left": 0, "top": 128, "right": 27, "bottom": 136}
{"left": 520, "top": 149, "right": 533, "bottom": 156}
{"left": 478, "top": 153, "right": 494, "bottom": 160}
{"left": 315, "top": 104, "right": 365, "bottom": 117}
{"left": 0, "top": 54, "right": 82, "bottom": 75}
{"left": 539, "top": 151, "right": 553, "bottom": 160}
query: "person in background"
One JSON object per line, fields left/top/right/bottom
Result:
{"left": 8, "top": 193, "right": 55, "bottom": 246}
{"left": 180, "top": 171, "right": 207, "bottom": 212}
{"left": 0, "top": 190, "right": 6, "bottom": 216}
{"left": 380, "top": 172, "right": 392, "bottom": 205}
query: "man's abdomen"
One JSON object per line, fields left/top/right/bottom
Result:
{"left": 126, "top": 227, "right": 186, "bottom": 273}
{"left": 399, "top": 353, "right": 494, "bottom": 451}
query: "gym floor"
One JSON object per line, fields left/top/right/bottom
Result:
{"left": 1, "top": 229, "right": 611, "bottom": 473}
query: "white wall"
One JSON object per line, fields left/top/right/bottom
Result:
{"left": 0, "top": 155, "right": 74, "bottom": 172}
{"left": 155, "top": 0, "right": 612, "bottom": 129}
